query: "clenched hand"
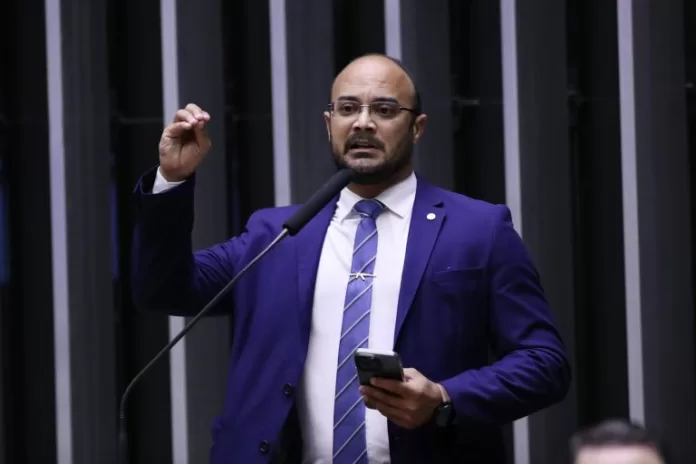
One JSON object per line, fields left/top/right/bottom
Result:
{"left": 158, "top": 103, "right": 211, "bottom": 182}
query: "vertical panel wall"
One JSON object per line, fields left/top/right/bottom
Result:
{"left": 505, "top": 0, "right": 579, "bottom": 462}
{"left": 269, "top": 0, "right": 293, "bottom": 206}
{"left": 567, "top": 0, "right": 629, "bottom": 429}
{"left": 335, "top": 0, "right": 385, "bottom": 70}
{"left": 268, "top": 0, "right": 338, "bottom": 205}
{"left": 171, "top": 0, "right": 231, "bottom": 461}
{"left": 617, "top": 1, "right": 696, "bottom": 461}
{"left": 271, "top": 0, "right": 336, "bottom": 205}
{"left": 0, "top": 37, "right": 7, "bottom": 463}
{"left": 452, "top": 1, "right": 512, "bottom": 459}
{"left": 109, "top": 0, "right": 172, "bottom": 461}
{"left": 0, "top": 82, "right": 5, "bottom": 464}
{"left": 686, "top": 0, "right": 696, "bottom": 360}
{"left": 500, "top": 3, "right": 526, "bottom": 463}
{"left": 226, "top": 0, "right": 276, "bottom": 220}
{"left": 46, "top": 0, "right": 117, "bottom": 462}
{"left": 2, "top": 0, "right": 56, "bottom": 462}
{"left": 391, "top": 0, "right": 455, "bottom": 190}
{"left": 282, "top": 0, "right": 336, "bottom": 203}
{"left": 158, "top": 6, "right": 191, "bottom": 459}
{"left": 450, "top": 0, "right": 506, "bottom": 205}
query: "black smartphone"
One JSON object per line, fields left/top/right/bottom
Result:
{"left": 354, "top": 348, "right": 404, "bottom": 386}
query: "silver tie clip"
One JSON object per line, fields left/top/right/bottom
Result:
{"left": 349, "top": 272, "right": 376, "bottom": 281}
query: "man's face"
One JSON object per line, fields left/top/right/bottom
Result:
{"left": 575, "top": 445, "right": 664, "bottom": 464}
{"left": 324, "top": 57, "right": 427, "bottom": 184}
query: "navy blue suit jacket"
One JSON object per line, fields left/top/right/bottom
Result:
{"left": 131, "top": 167, "right": 571, "bottom": 463}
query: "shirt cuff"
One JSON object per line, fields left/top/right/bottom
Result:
{"left": 152, "top": 167, "right": 186, "bottom": 194}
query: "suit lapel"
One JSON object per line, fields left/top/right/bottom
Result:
{"left": 295, "top": 198, "right": 337, "bottom": 341}
{"left": 290, "top": 179, "right": 445, "bottom": 347}
{"left": 394, "top": 179, "right": 445, "bottom": 345}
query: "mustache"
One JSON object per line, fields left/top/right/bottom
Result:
{"left": 343, "top": 133, "right": 385, "bottom": 153}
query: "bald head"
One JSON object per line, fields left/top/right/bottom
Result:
{"left": 331, "top": 54, "right": 421, "bottom": 114}
{"left": 323, "top": 53, "right": 427, "bottom": 192}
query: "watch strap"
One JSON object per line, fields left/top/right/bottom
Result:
{"left": 433, "top": 383, "right": 455, "bottom": 427}
{"left": 435, "top": 383, "right": 450, "bottom": 403}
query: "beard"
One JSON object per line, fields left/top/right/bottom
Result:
{"left": 331, "top": 130, "right": 414, "bottom": 185}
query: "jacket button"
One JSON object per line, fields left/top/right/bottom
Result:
{"left": 259, "top": 440, "right": 270, "bottom": 454}
{"left": 283, "top": 383, "right": 294, "bottom": 396}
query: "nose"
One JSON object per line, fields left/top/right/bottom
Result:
{"left": 351, "top": 106, "right": 376, "bottom": 132}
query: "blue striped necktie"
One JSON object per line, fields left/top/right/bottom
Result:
{"left": 333, "top": 199, "right": 385, "bottom": 464}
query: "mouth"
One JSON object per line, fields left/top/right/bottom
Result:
{"left": 345, "top": 139, "right": 382, "bottom": 154}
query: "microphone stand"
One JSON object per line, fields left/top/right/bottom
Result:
{"left": 117, "top": 168, "right": 355, "bottom": 464}
{"left": 118, "top": 229, "right": 288, "bottom": 464}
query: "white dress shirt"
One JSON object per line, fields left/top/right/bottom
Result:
{"left": 297, "top": 172, "right": 415, "bottom": 464}
{"left": 152, "top": 168, "right": 416, "bottom": 463}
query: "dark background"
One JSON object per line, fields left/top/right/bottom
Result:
{"left": 0, "top": 0, "right": 694, "bottom": 463}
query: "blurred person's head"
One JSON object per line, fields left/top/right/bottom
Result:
{"left": 570, "top": 419, "right": 669, "bottom": 464}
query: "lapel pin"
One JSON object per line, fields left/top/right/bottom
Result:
{"left": 426, "top": 213, "right": 436, "bottom": 221}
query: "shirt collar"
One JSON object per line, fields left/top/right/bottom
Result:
{"left": 335, "top": 171, "right": 417, "bottom": 223}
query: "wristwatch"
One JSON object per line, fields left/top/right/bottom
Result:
{"left": 433, "top": 384, "right": 456, "bottom": 427}
{"left": 434, "top": 402, "right": 456, "bottom": 427}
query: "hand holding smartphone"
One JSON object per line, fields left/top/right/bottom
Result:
{"left": 354, "top": 348, "right": 404, "bottom": 386}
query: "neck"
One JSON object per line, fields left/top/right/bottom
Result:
{"left": 347, "top": 166, "right": 413, "bottom": 198}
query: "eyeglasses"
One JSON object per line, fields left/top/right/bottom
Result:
{"left": 328, "top": 100, "right": 418, "bottom": 121}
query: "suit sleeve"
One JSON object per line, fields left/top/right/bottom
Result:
{"left": 439, "top": 205, "right": 571, "bottom": 424}
{"left": 130, "top": 167, "right": 258, "bottom": 317}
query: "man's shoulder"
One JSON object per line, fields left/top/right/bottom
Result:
{"left": 429, "top": 186, "right": 519, "bottom": 252}
{"left": 432, "top": 185, "right": 511, "bottom": 225}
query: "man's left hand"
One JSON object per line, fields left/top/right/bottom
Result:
{"left": 359, "top": 368, "right": 444, "bottom": 429}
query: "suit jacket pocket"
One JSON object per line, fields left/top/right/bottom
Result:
{"left": 430, "top": 268, "right": 483, "bottom": 309}
{"left": 429, "top": 267, "right": 486, "bottom": 326}
{"left": 430, "top": 267, "right": 484, "bottom": 288}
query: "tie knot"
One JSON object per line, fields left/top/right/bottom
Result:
{"left": 353, "top": 199, "right": 385, "bottom": 219}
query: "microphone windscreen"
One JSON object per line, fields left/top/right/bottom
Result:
{"left": 283, "top": 169, "right": 355, "bottom": 235}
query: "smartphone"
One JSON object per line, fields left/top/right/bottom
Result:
{"left": 354, "top": 348, "right": 404, "bottom": 386}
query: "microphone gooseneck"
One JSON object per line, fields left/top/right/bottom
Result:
{"left": 118, "top": 168, "right": 355, "bottom": 464}
{"left": 282, "top": 168, "right": 356, "bottom": 235}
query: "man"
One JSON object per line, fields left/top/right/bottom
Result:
{"left": 131, "top": 53, "right": 570, "bottom": 463}
{"left": 570, "top": 419, "right": 670, "bottom": 464}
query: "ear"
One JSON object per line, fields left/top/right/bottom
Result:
{"left": 324, "top": 111, "right": 332, "bottom": 141}
{"left": 412, "top": 113, "right": 427, "bottom": 144}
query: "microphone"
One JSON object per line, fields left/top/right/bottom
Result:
{"left": 118, "top": 168, "right": 355, "bottom": 464}
{"left": 282, "top": 168, "right": 356, "bottom": 234}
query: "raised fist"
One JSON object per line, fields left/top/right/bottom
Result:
{"left": 158, "top": 103, "right": 211, "bottom": 182}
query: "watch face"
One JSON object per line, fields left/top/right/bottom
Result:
{"left": 436, "top": 404, "right": 453, "bottom": 427}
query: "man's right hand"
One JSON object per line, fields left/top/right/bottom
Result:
{"left": 158, "top": 103, "right": 211, "bottom": 182}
